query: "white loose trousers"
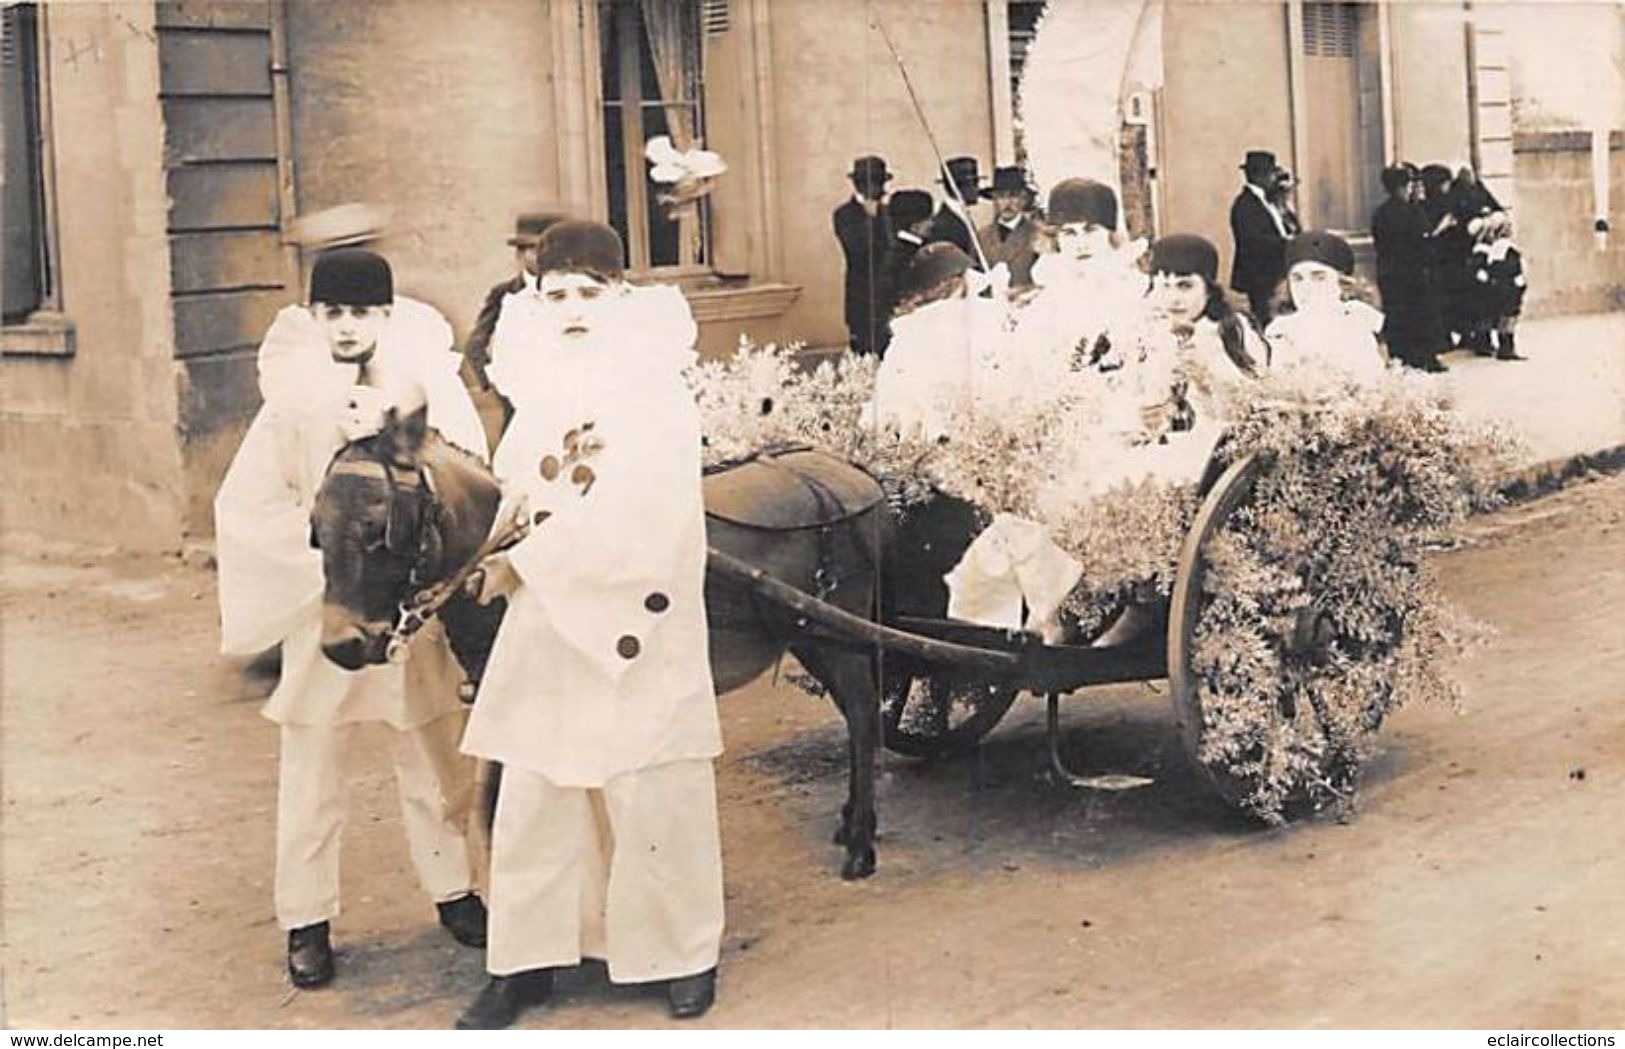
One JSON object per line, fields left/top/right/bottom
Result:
{"left": 275, "top": 711, "right": 476, "bottom": 930}
{"left": 486, "top": 759, "right": 724, "bottom": 984}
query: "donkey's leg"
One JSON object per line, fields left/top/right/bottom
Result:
{"left": 792, "top": 643, "right": 879, "bottom": 880}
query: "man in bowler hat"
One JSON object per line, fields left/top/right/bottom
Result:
{"left": 832, "top": 156, "right": 893, "bottom": 355}
{"left": 977, "top": 166, "right": 1040, "bottom": 289}
{"left": 1229, "top": 149, "right": 1291, "bottom": 327}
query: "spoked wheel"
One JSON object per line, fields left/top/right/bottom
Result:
{"left": 879, "top": 667, "right": 1019, "bottom": 758}
{"left": 1168, "top": 454, "right": 1278, "bottom": 809}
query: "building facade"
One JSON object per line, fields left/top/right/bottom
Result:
{"left": 3, "top": 0, "right": 1621, "bottom": 552}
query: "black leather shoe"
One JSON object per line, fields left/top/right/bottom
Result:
{"left": 667, "top": 968, "right": 717, "bottom": 1020}
{"left": 437, "top": 892, "right": 488, "bottom": 948}
{"left": 455, "top": 970, "right": 554, "bottom": 1030}
{"left": 287, "top": 921, "right": 334, "bottom": 989}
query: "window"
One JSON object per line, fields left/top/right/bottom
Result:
{"left": 1297, "top": 0, "right": 1383, "bottom": 230}
{"left": 3, "top": 1, "right": 52, "bottom": 324}
{"left": 599, "top": 0, "right": 711, "bottom": 274}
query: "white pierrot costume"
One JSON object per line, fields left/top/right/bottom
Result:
{"left": 217, "top": 294, "right": 488, "bottom": 729}
{"left": 870, "top": 292, "right": 1025, "bottom": 440}
{"left": 214, "top": 281, "right": 486, "bottom": 930}
{"left": 467, "top": 272, "right": 724, "bottom": 981}
{"left": 1266, "top": 300, "right": 1389, "bottom": 387}
{"left": 466, "top": 281, "right": 720, "bottom": 785}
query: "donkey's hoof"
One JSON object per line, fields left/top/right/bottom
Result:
{"left": 840, "top": 848, "right": 877, "bottom": 881}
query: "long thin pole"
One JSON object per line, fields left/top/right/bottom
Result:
{"left": 872, "top": 12, "right": 991, "bottom": 271}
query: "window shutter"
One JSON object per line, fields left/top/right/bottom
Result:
{"left": 3, "top": 3, "right": 46, "bottom": 322}
{"left": 701, "top": 0, "right": 729, "bottom": 36}
{"left": 1304, "top": 2, "right": 1357, "bottom": 59}
{"left": 701, "top": 1, "right": 754, "bottom": 276}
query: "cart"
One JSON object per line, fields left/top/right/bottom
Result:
{"left": 706, "top": 451, "right": 1297, "bottom": 810}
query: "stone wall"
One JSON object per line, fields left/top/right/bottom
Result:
{"left": 1512, "top": 131, "right": 1625, "bottom": 318}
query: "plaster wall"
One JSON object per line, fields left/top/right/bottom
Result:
{"left": 1, "top": 3, "right": 184, "bottom": 552}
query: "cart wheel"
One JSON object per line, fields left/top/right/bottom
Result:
{"left": 1167, "top": 453, "right": 1274, "bottom": 809}
{"left": 880, "top": 669, "right": 1019, "bottom": 758}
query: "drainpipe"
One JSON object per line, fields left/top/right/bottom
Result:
{"left": 268, "top": 0, "right": 300, "bottom": 291}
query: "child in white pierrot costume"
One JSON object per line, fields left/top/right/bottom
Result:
{"left": 1265, "top": 230, "right": 1390, "bottom": 386}
{"left": 213, "top": 249, "right": 491, "bottom": 990}
{"left": 457, "top": 221, "right": 724, "bottom": 1029}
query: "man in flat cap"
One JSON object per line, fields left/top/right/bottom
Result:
{"left": 215, "top": 249, "right": 490, "bottom": 993}
{"left": 464, "top": 212, "right": 570, "bottom": 439}
{"left": 1229, "top": 149, "right": 1292, "bottom": 328}
{"left": 833, "top": 156, "right": 893, "bottom": 355}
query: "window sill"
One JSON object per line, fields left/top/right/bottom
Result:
{"left": 1, "top": 311, "right": 76, "bottom": 358}
{"left": 683, "top": 281, "right": 801, "bottom": 324}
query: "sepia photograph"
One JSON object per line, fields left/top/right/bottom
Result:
{"left": 1, "top": 0, "right": 1622, "bottom": 1034}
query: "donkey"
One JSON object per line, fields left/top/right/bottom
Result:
{"left": 310, "top": 413, "right": 890, "bottom": 879}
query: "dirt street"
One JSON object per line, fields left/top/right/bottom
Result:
{"left": 3, "top": 475, "right": 1622, "bottom": 1030}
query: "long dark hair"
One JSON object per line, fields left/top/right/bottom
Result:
{"left": 1199, "top": 277, "right": 1264, "bottom": 376}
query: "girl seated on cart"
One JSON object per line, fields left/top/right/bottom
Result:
{"left": 1264, "top": 231, "right": 1390, "bottom": 386}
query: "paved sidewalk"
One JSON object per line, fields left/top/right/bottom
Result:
{"left": 1437, "top": 311, "right": 1625, "bottom": 468}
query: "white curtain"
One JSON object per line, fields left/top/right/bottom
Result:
{"left": 639, "top": 0, "right": 697, "bottom": 153}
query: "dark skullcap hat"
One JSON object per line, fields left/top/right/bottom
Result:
{"left": 1046, "top": 178, "right": 1119, "bottom": 229}
{"left": 1148, "top": 234, "right": 1219, "bottom": 283}
{"left": 309, "top": 248, "right": 393, "bottom": 307}
{"left": 1283, "top": 230, "right": 1356, "bottom": 276}
{"left": 896, "top": 242, "right": 972, "bottom": 304}
{"left": 537, "top": 220, "right": 626, "bottom": 281}
{"left": 888, "top": 189, "right": 934, "bottom": 229}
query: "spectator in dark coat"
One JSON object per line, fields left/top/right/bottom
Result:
{"left": 465, "top": 211, "right": 569, "bottom": 440}
{"left": 1268, "top": 167, "right": 1303, "bottom": 236}
{"left": 977, "top": 166, "right": 1041, "bottom": 289}
{"left": 832, "top": 155, "right": 893, "bottom": 355}
{"left": 1229, "top": 150, "right": 1292, "bottom": 328}
{"left": 1422, "top": 163, "right": 1503, "bottom": 351}
{"left": 1371, "top": 165, "right": 1448, "bottom": 372}
{"left": 879, "top": 189, "right": 936, "bottom": 341}
{"left": 927, "top": 156, "right": 985, "bottom": 267}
